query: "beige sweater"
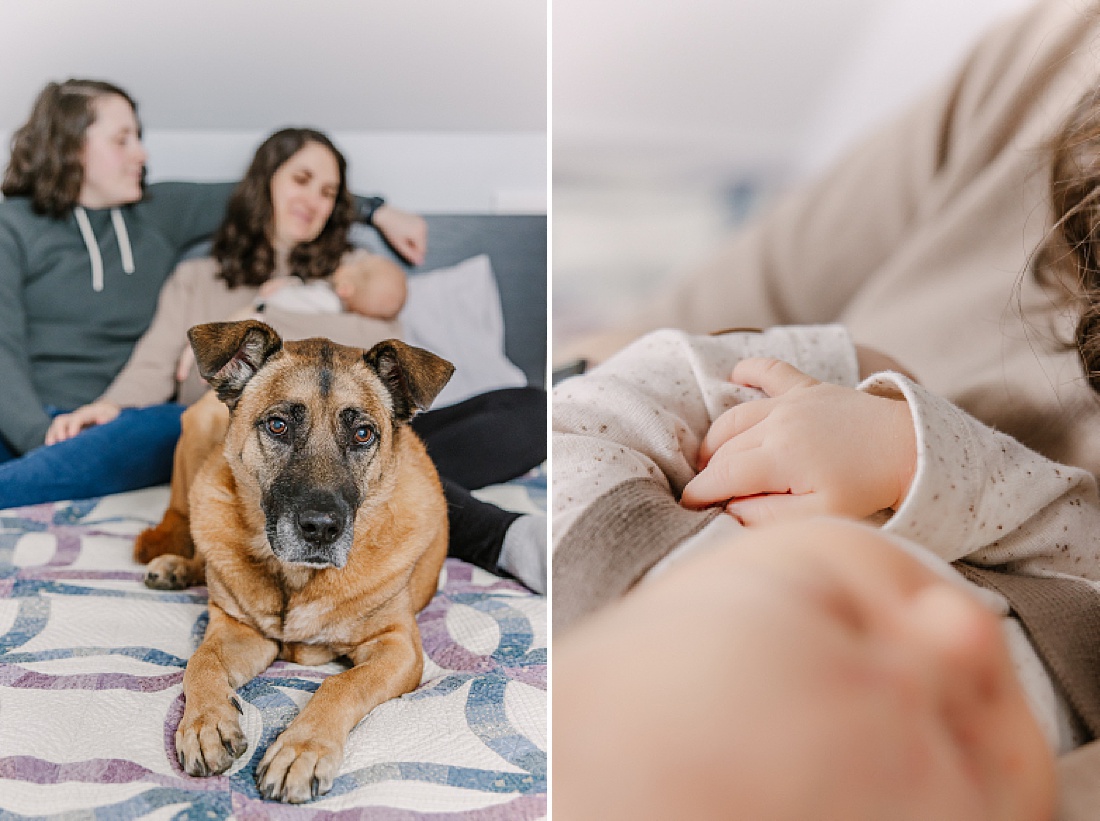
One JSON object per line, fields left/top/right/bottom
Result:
{"left": 101, "top": 250, "right": 401, "bottom": 407}
{"left": 596, "top": 0, "right": 1100, "bottom": 479}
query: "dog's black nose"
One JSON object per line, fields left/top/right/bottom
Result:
{"left": 296, "top": 504, "right": 344, "bottom": 546}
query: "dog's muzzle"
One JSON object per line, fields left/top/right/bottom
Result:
{"left": 265, "top": 490, "right": 355, "bottom": 568}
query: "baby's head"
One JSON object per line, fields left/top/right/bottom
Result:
{"left": 554, "top": 518, "right": 1056, "bottom": 821}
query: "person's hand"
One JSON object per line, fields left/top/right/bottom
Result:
{"left": 680, "top": 357, "right": 917, "bottom": 525}
{"left": 45, "top": 401, "right": 121, "bottom": 445}
{"left": 371, "top": 205, "right": 427, "bottom": 266}
{"left": 176, "top": 347, "right": 196, "bottom": 384}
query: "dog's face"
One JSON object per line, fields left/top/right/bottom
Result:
{"left": 233, "top": 342, "right": 392, "bottom": 569}
{"left": 187, "top": 321, "right": 453, "bottom": 569}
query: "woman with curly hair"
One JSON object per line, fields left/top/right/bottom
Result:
{"left": 0, "top": 79, "right": 426, "bottom": 504}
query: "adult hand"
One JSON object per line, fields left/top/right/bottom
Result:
{"left": 371, "top": 205, "right": 427, "bottom": 266}
{"left": 175, "top": 347, "right": 196, "bottom": 384}
{"left": 45, "top": 401, "right": 121, "bottom": 445}
{"left": 680, "top": 357, "right": 917, "bottom": 525}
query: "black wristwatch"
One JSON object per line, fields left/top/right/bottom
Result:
{"left": 359, "top": 196, "right": 385, "bottom": 226}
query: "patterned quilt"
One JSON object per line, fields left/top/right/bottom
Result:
{"left": 0, "top": 471, "right": 546, "bottom": 820}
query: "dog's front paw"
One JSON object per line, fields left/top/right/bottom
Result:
{"left": 255, "top": 729, "right": 343, "bottom": 803}
{"left": 175, "top": 694, "right": 248, "bottom": 777}
{"left": 145, "top": 555, "right": 198, "bottom": 590}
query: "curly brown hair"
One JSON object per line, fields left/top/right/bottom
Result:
{"left": 2, "top": 79, "right": 139, "bottom": 218}
{"left": 1033, "top": 86, "right": 1100, "bottom": 392}
{"left": 212, "top": 128, "right": 354, "bottom": 289}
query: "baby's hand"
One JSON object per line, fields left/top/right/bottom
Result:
{"left": 45, "top": 401, "right": 122, "bottom": 445}
{"left": 680, "top": 358, "right": 917, "bottom": 525}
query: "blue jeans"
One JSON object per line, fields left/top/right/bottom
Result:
{"left": 0, "top": 404, "right": 184, "bottom": 509}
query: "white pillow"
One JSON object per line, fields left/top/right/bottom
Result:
{"left": 399, "top": 254, "right": 527, "bottom": 408}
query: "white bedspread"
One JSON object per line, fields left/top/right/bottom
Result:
{"left": 0, "top": 472, "right": 546, "bottom": 819}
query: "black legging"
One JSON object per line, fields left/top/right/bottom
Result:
{"left": 411, "top": 386, "right": 546, "bottom": 571}
{"left": 411, "top": 386, "right": 546, "bottom": 490}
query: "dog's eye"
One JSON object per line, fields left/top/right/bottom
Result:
{"left": 353, "top": 425, "right": 375, "bottom": 446}
{"left": 267, "top": 417, "right": 288, "bottom": 436}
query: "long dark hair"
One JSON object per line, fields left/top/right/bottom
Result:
{"left": 1033, "top": 86, "right": 1100, "bottom": 392}
{"left": 2, "top": 79, "right": 140, "bottom": 218}
{"left": 212, "top": 128, "right": 354, "bottom": 288}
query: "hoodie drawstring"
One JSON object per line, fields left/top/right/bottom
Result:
{"left": 73, "top": 206, "right": 103, "bottom": 292}
{"left": 111, "top": 208, "right": 135, "bottom": 274}
{"left": 74, "top": 206, "right": 136, "bottom": 292}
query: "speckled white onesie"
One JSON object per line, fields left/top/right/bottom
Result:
{"left": 553, "top": 326, "right": 1100, "bottom": 753}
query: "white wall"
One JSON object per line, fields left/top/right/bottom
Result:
{"left": 554, "top": 0, "right": 876, "bottom": 186}
{"left": 552, "top": 0, "right": 1036, "bottom": 352}
{"left": 554, "top": 0, "right": 1032, "bottom": 188}
{"left": 0, "top": 0, "right": 547, "bottom": 213}
{"left": 797, "top": 0, "right": 1035, "bottom": 178}
{"left": 143, "top": 131, "right": 546, "bottom": 214}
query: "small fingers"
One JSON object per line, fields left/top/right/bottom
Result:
{"left": 697, "top": 401, "right": 772, "bottom": 469}
{"left": 733, "top": 357, "right": 820, "bottom": 396}
{"left": 726, "top": 492, "right": 827, "bottom": 527}
{"left": 682, "top": 446, "right": 782, "bottom": 510}
{"left": 44, "top": 419, "right": 64, "bottom": 446}
{"left": 45, "top": 415, "right": 78, "bottom": 446}
{"left": 62, "top": 417, "right": 82, "bottom": 440}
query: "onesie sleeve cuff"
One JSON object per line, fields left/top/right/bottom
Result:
{"left": 858, "top": 371, "right": 985, "bottom": 562}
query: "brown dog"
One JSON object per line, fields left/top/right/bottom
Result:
{"left": 143, "top": 319, "right": 453, "bottom": 803}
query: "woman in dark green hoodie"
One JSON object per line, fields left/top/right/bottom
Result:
{"left": 0, "top": 79, "right": 424, "bottom": 504}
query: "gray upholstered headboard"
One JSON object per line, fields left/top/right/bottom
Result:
{"left": 351, "top": 214, "right": 547, "bottom": 387}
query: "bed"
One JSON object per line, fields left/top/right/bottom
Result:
{"left": 0, "top": 214, "right": 548, "bottom": 819}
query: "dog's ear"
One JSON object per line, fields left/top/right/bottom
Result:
{"left": 187, "top": 320, "right": 283, "bottom": 408}
{"left": 363, "top": 339, "right": 454, "bottom": 422}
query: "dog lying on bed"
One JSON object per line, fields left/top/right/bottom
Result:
{"left": 142, "top": 319, "right": 453, "bottom": 803}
